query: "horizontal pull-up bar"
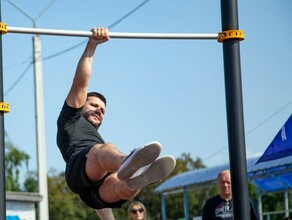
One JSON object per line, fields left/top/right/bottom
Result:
{"left": 5, "top": 26, "right": 219, "bottom": 40}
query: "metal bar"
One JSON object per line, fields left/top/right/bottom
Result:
{"left": 7, "top": 26, "right": 218, "bottom": 40}
{"left": 0, "top": 1, "right": 6, "bottom": 220}
{"left": 258, "top": 192, "right": 263, "bottom": 220}
{"left": 161, "top": 193, "right": 167, "bottom": 220}
{"left": 221, "top": 0, "right": 250, "bottom": 220}
{"left": 284, "top": 191, "right": 289, "bottom": 218}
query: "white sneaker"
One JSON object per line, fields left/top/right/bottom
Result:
{"left": 117, "top": 141, "right": 162, "bottom": 182}
{"left": 126, "top": 155, "right": 176, "bottom": 191}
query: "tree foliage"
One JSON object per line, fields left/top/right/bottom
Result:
{"left": 24, "top": 170, "right": 38, "bottom": 192}
{"left": 47, "top": 169, "right": 96, "bottom": 220}
{"left": 5, "top": 133, "right": 30, "bottom": 191}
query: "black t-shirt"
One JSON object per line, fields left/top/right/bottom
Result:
{"left": 202, "top": 195, "right": 259, "bottom": 220}
{"left": 57, "top": 101, "right": 105, "bottom": 162}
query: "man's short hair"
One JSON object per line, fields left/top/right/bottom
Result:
{"left": 218, "top": 170, "right": 230, "bottom": 180}
{"left": 87, "top": 92, "right": 107, "bottom": 106}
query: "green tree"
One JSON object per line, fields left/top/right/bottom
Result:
{"left": 47, "top": 169, "right": 100, "bottom": 220}
{"left": 24, "top": 171, "right": 38, "bottom": 192}
{"left": 160, "top": 152, "right": 208, "bottom": 219}
{"left": 5, "top": 133, "right": 30, "bottom": 191}
{"left": 174, "top": 153, "right": 206, "bottom": 173}
{"left": 260, "top": 192, "right": 291, "bottom": 220}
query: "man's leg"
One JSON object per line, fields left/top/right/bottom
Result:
{"left": 95, "top": 208, "right": 115, "bottom": 220}
{"left": 83, "top": 142, "right": 164, "bottom": 204}
{"left": 98, "top": 173, "right": 140, "bottom": 203}
{"left": 85, "top": 142, "right": 162, "bottom": 183}
{"left": 97, "top": 156, "right": 176, "bottom": 202}
{"left": 85, "top": 143, "right": 125, "bottom": 182}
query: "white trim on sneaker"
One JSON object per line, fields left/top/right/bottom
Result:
{"left": 117, "top": 141, "right": 162, "bottom": 182}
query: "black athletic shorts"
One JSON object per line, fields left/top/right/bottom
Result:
{"left": 65, "top": 147, "right": 127, "bottom": 209}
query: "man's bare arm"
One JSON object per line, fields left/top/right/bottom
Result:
{"left": 66, "top": 28, "right": 109, "bottom": 108}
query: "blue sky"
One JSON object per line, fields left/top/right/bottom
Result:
{"left": 1, "top": 0, "right": 292, "bottom": 176}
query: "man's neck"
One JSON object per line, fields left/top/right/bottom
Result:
{"left": 220, "top": 194, "right": 232, "bottom": 201}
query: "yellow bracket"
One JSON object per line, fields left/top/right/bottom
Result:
{"left": 0, "top": 102, "right": 10, "bottom": 113}
{"left": 0, "top": 22, "right": 7, "bottom": 34}
{"left": 218, "top": 30, "right": 244, "bottom": 43}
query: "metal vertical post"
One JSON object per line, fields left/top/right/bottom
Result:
{"left": 284, "top": 191, "right": 289, "bottom": 217}
{"left": 220, "top": 0, "right": 250, "bottom": 220}
{"left": 183, "top": 188, "right": 189, "bottom": 220}
{"left": 258, "top": 190, "right": 263, "bottom": 220}
{"left": 161, "top": 193, "right": 167, "bottom": 220}
{"left": 4, "top": 2, "right": 55, "bottom": 219}
{"left": 0, "top": 0, "right": 6, "bottom": 219}
{"left": 33, "top": 35, "right": 49, "bottom": 220}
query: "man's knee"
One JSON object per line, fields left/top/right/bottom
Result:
{"left": 86, "top": 142, "right": 122, "bottom": 174}
{"left": 91, "top": 142, "right": 116, "bottom": 153}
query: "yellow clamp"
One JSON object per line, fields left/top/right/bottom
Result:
{"left": 0, "top": 22, "right": 8, "bottom": 34}
{"left": 218, "top": 30, "right": 244, "bottom": 43}
{"left": 0, "top": 102, "right": 10, "bottom": 113}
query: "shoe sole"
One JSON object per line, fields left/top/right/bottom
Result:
{"left": 126, "top": 155, "right": 176, "bottom": 191}
{"left": 117, "top": 141, "right": 162, "bottom": 181}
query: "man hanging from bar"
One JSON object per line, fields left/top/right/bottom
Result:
{"left": 56, "top": 27, "right": 176, "bottom": 219}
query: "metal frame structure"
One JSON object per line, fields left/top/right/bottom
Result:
{"left": 0, "top": 0, "right": 249, "bottom": 219}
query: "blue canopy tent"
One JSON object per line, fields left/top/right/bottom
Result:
{"left": 257, "top": 114, "right": 292, "bottom": 163}
{"left": 156, "top": 115, "right": 292, "bottom": 219}
{"left": 156, "top": 156, "right": 292, "bottom": 193}
{"left": 155, "top": 156, "right": 292, "bottom": 219}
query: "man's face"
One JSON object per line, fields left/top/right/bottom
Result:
{"left": 82, "top": 96, "right": 106, "bottom": 128}
{"left": 218, "top": 171, "right": 232, "bottom": 199}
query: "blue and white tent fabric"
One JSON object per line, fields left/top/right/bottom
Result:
{"left": 257, "top": 114, "right": 292, "bottom": 164}
{"left": 156, "top": 114, "right": 292, "bottom": 193}
{"left": 155, "top": 155, "right": 292, "bottom": 193}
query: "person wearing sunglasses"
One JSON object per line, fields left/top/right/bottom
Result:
{"left": 128, "top": 201, "right": 147, "bottom": 220}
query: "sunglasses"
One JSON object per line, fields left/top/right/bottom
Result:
{"left": 131, "top": 208, "right": 144, "bottom": 214}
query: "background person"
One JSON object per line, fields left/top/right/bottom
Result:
{"left": 202, "top": 170, "right": 259, "bottom": 220}
{"left": 128, "top": 201, "right": 147, "bottom": 220}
